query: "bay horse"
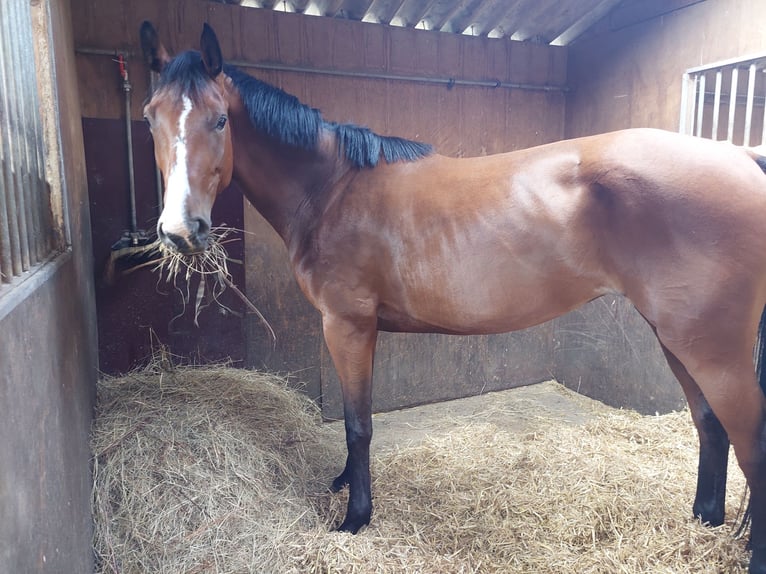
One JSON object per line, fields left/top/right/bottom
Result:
{"left": 140, "top": 21, "right": 766, "bottom": 572}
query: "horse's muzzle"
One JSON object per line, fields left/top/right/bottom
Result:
{"left": 157, "top": 218, "right": 210, "bottom": 255}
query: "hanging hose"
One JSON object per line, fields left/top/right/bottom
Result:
{"left": 103, "top": 52, "right": 156, "bottom": 285}
{"left": 119, "top": 53, "right": 140, "bottom": 241}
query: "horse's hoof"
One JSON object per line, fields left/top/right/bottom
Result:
{"left": 693, "top": 508, "right": 725, "bottom": 528}
{"left": 693, "top": 500, "right": 725, "bottom": 527}
{"left": 335, "top": 516, "right": 369, "bottom": 534}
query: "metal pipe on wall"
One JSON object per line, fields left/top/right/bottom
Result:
{"left": 119, "top": 54, "right": 138, "bottom": 236}
{"left": 75, "top": 48, "right": 569, "bottom": 93}
{"left": 230, "top": 59, "right": 570, "bottom": 92}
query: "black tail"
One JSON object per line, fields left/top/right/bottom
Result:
{"left": 758, "top": 310, "right": 766, "bottom": 397}
{"left": 757, "top": 152, "right": 766, "bottom": 395}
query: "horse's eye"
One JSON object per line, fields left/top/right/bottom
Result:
{"left": 215, "top": 115, "right": 227, "bottom": 131}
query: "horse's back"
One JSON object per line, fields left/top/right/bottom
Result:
{"left": 303, "top": 128, "right": 766, "bottom": 337}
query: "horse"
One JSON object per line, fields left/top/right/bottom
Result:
{"left": 140, "top": 20, "right": 766, "bottom": 572}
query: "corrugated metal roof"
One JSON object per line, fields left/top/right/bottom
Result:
{"left": 238, "top": 0, "right": 626, "bottom": 45}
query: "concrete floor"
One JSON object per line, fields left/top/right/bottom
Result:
{"left": 367, "top": 380, "right": 608, "bottom": 452}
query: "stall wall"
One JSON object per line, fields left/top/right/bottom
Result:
{"left": 72, "top": 1, "right": 568, "bottom": 417}
{"left": 567, "top": 0, "right": 766, "bottom": 136}
{"left": 553, "top": 0, "right": 766, "bottom": 412}
{"left": 0, "top": 1, "right": 98, "bottom": 572}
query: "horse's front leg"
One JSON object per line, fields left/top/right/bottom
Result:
{"left": 322, "top": 313, "right": 378, "bottom": 533}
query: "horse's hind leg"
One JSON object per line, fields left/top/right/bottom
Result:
{"left": 659, "top": 343, "right": 729, "bottom": 526}
{"left": 661, "top": 336, "right": 766, "bottom": 573}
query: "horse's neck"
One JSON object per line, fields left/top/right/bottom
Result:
{"left": 230, "top": 117, "right": 344, "bottom": 248}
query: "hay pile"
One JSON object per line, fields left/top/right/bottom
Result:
{"left": 92, "top": 362, "right": 751, "bottom": 573}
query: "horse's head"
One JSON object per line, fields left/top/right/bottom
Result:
{"left": 140, "top": 22, "right": 233, "bottom": 255}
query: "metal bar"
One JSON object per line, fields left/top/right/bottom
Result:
{"left": 76, "top": 47, "right": 570, "bottom": 93}
{"left": 744, "top": 63, "right": 757, "bottom": 146}
{"left": 711, "top": 70, "right": 722, "bottom": 140}
{"left": 122, "top": 60, "right": 138, "bottom": 234}
{"left": 0, "top": 159, "right": 10, "bottom": 283}
{"left": 0, "top": 10, "right": 21, "bottom": 279}
{"left": 0, "top": 0, "right": 55, "bottom": 280}
{"left": 233, "top": 59, "right": 571, "bottom": 92}
{"left": 23, "top": 0, "right": 51, "bottom": 261}
{"left": 679, "top": 73, "right": 695, "bottom": 135}
{"left": 695, "top": 72, "right": 705, "bottom": 137}
{"left": 75, "top": 47, "right": 130, "bottom": 57}
{"left": 685, "top": 52, "right": 766, "bottom": 75}
{"left": 16, "top": 0, "right": 43, "bottom": 265}
{"left": 0, "top": 10, "right": 13, "bottom": 282}
{"left": 1, "top": 0, "right": 29, "bottom": 273}
{"left": 727, "top": 67, "right": 739, "bottom": 143}
{"left": 9, "top": 0, "right": 33, "bottom": 270}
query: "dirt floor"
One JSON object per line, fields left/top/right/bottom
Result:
{"left": 362, "top": 380, "right": 604, "bottom": 452}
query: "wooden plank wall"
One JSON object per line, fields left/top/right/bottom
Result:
{"left": 72, "top": 0, "right": 568, "bottom": 417}
{"left": 566, "top": 0, "right": 766, "bottom": 137}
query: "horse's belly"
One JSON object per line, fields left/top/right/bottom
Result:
{"left": 377, "top": 274, "right": 609, "bottom": 335}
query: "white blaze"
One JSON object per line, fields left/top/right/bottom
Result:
{"left": 159, "top": 95, "right": 193, "bottom": 233}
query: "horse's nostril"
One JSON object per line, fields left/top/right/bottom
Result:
{"left": 156, "top": 218, "right": 209, "bottom": 254}
{"left": 193, "top": 217, "right": 210, "bottom": 237}
{"left": 164, "top": 232, "right": 189, "bottom": 251}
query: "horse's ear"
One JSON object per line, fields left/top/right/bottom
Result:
{"left": 200, "top": 23, "right": 223, "bottom": 79}
{"left": 140, "top": 21, "right": 170, "bottom": 73}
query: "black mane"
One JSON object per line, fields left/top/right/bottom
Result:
{"left": 156, "top": 50, "right": 433, "bottom": 168}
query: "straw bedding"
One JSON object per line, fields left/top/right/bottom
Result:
{"left": 92, "top": 361, "right": 751, "bottom": 573}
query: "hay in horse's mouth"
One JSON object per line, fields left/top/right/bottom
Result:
{"left": 117, "top": 227, "right": 275, "bottom": 341}
{"left": 91, "top": 363, "right": 751, "bottom": 574}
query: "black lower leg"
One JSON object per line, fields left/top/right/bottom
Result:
{"left": 658, "top": 341, "right": 729, "bottom": 526}
{"left": 749, "top": 480, "right": 766, "bottom": 573}
{"left": 747, "top": 419, "right": 766, "bottom": 573}
{"left": 335, "top": 409, "right": 372, "bottom": 533}
{"left": 693, "top": 404, "right": 730, "bottom": 526}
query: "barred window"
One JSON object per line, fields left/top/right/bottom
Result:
{"left": 680, "top": 53, "right": 766, "bottom": 146}
{"left": 0, "top": 0, "right": 66, "bottom": 299}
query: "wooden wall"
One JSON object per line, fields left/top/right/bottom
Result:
{"left": 72, "top": 0, "right": 569, "bottom": 417}
{"left": 0, "top": 1, "right": 98, "bottom": 572}
{"left": 566, "top": 0, "right": 766, "bottom": 136}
